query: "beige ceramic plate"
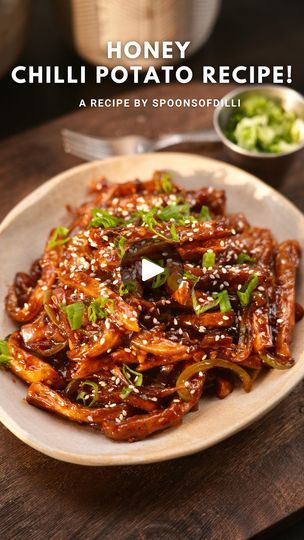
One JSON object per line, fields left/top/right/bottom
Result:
{"left": 1, "top": 153, "right": 304, "bottom": 466}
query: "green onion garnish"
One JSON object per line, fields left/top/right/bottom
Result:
{"left": 199, "top": 205, "right": 211, "bottom": 221}
{"left": 237, "top": 274, "right": 259, "bottom": 307}
{"left": 0, "top": 339, "right": 12, "bottom": 365}
{"left": 202, "top": 251, "right": 215, "bottom": 268}
{"left": 119, "top": 281, "right": 136, "bottom": 296}
{"left": 90, "top": 208, "right": 124, "bottom": 228}
{"left": 183, "top": 270, "right": 200, "bottom": 283}
{"left": 76, "top": 380, "right": 99, "bottom": 407}
{"left": 48, "top": 226, "right": 70, "bottom": 249}
{"left": 192, "top": 290, "right": 232, "bottom": 315}
{"left": 170, "top": 223, "right": 179, "bottom": 242}
{"left": 191, "top": 289, "right": 217, "bottom": 314}
{"left": 157, "top": 203, "right": 195, "bottom": 225}
{"left": 237, "top": 253, "right": 256, "bottom": 264}
{"left": 115, "top": 236, "right": 127, "bottom": 258}
{"left": 160, "top": 172, "right": 173, "bottom": 194}
{"left": 152, "top": 265, "right": 170, "bottom": 288}
{"left": 213, "top": 290, "right": 232, "bottom": 313}
{"left": 120, "top": 364, "right": 143, "bottom": 399}
{"left": 88, "top": 296, "right": 114, "bottom": 323}
{"left": 134, "top": 208, "right": 179, "bottom": 242}
{"left": 183, "top": 271, "right": 232, "bottom": 315}
{"left": 61, "top": 301, "right": 85, "bottom": 330}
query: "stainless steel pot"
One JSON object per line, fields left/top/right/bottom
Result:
{"left": 54, "top": 0, "right": 221, "bottom": 67}
{"left": 0, "top": 0, "right": 31, "bottom": 78}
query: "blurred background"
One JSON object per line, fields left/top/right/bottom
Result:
{"left": 0, "top": 0, "right": 303, "bottom": 139}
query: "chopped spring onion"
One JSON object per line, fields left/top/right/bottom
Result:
{"left": 90, "top": 208, "right": 124, "bottom": 228}
{"left": 225, "top": 95, "right": 304, "bottom": 154}
{"left": 237, "top": 274, "right": 259, "bottom": 307}
{"left": 152, "top": 266, "right": 170, "bottom": 288}
{"left": 76, "top": 380, "right": 99, "bottom": 407}
{"left": 0, "top": 339, "right": 12, "bottom": 365}
{"left": 202, "top": 251, "right": 215, "bottom": 268}
{"left": 160, "top": 172, "right": 173, "bottom": 194}
{"left": 61, "top": 301, "right": 85, "bottom": 330}
{"left": 134, "top": 208, "right": 179, "bottom": 242}
{"left": 47, "top": 226, "right": 70, "bottom": 249}
{"left": 176, "top": 358, "right": 252, "bottom": 401}
{"left": 157, "top": 203, "right": 195, "bottom": 225}
{"left": 119, "top": 281, "right": 136, "bottom": 296}
{"left": 199, "top": 205, "right": 211, "bottom": 221}
{"left": 115, "top": 236, "right": 127, "bottom": 258}
{"left": 184, "top": 271, "right": 231, "bottom": 314}
{"left": 237, "top": 253, "right": 256, "bottom": 264}
{"left": 88, "top": 296, "right": 114, "bottom": 323}
{"left": 192, "top": 289, "right": 231, "bottom": 315}
{"left": 170, "top": 223, "right": 179, "bottom": 242}
{"left": 260, "top": 353, "right": 294, "bottom": 370}
{"left": 213, "top": 290, "right": 232, "bottom": 313}
{"left": 120, "top": 364, "right": 143, "bottom": 399}
{"left": 183, "top": 270, "right": 200, "bottom": 283}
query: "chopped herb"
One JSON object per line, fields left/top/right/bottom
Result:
{"left": 160, "top": 172, "right": 173, "bottom": 194}
{"left": 225, "top": 95, "right": 304, "bottom": 154}
{"left": 170, "top": 223, "right": 179, "bottom": 242}
{"left": 48, "top": 226, "right": 70, "bottom": 249}
{"left": 237, "top": 274, "right": 259, "bottom": 307}
{"left": 183, "top": 270, "right": 200, "bottom": 283}
{"left": 184, "top": 270, "right": 231, "bottom": 315}
{"left": 202, "top": 252, "right": 215, "bottom": 268}
{"left": 0, "top": 339, "right": 11, "bottom": 365}
{"left": 119, "top": 281, "right": 136, "bottom": 296}
{"left": 120, "top": 364, "right": 143, "bottom": 399}
{"left": 237, "top": 252, "right": 256, "bottom": 264}
{"left": 213, "top": 290, "right": 232, "bottom": 313}
{"left": 152, "top": 265, "right": 170, "bottom": 288}
{"left": 192, "top": 289, "right": 232, "bottom": 315}
{"left": 199, "top": 205, "right": 211, "bottom": 221}
{"left": 134, "top": 208, "right": 179, "bottom": 242}
{"left": 88, "top": 296, "right": 114, "bottom": 323}
{"left": 61, "top": 301, "right": 85, "bottom": 330}
{"left": 90, "top": 208, "right": 124, "bottom": 228}
{"left": 191, "top": 289, "right": 216, "bottom": 314}
{"left": 134, "top": 208, "right": 162, "bottom": 235}
{"left": 157, "top": 203, "right": 194, "bottom": 224}
{"left": 76, "top": 380, "right": 99, "bottom": 407}
{"left": 120, "top": 386, "right": 133, "bottom": 399}
{"left": 115, "top": 236, "right": 127, "bottom": 258}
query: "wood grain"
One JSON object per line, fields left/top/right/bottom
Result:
{"left": 0, "top": 83, "right": 304, "bottom": 540}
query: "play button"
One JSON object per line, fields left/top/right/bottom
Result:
{"left": 141, "top": 258, "right": 164, "bottom": 282}
{"left": 120, "top": 237, "right": 182, "bottom": 289}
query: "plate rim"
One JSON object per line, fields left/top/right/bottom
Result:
{"left": 1, "top": 151, "right": 304, "bottom": 466}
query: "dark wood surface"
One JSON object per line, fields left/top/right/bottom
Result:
{"left": 1, "top": 83, "right": 304, "bottom": 540}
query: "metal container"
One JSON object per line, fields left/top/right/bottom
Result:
{"left": 54, "top": 0, "right": 221, "bottom": 68}
{"left": 0, "top": 0, "right": 31, "bottom": 78}
{"left": 213, "top": 85, "right": 304, "bottom": 183}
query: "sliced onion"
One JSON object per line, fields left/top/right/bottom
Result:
{"left": 260, "top": 353, "right": 294, "bottom": 370}
{"left": 176, "top": 358, "right": 252, "bottom": 401}
{"left": 43, "top": 291, "right": 60, "bottom": 326}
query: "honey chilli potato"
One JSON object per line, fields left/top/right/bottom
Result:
{"left": 1, "top": 171, "right": 302, "bottom": 442}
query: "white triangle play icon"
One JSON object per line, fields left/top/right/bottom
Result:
{"left": 141, "top": 258, "right": 164, "bottom": 282}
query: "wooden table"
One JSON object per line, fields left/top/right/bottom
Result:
{"left": 0, "top": 83, "right": 304, "bottom": 540}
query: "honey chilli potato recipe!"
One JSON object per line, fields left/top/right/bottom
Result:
{"left": 1, "top": 172, "right": 302, "bottom": 442}
{"left": 11, "top": 41, "right": 292, "bottom": 85}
